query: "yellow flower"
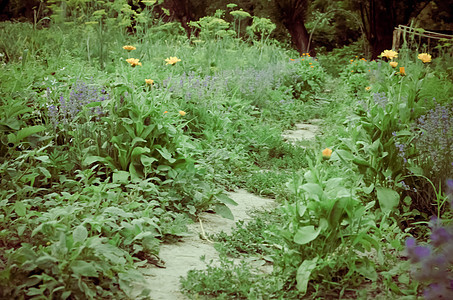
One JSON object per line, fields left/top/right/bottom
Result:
{"left": 399, "top": 67, "right": 406, "bottom": 76}
{"left": 145, "top": 79, "right": 154, "bottom": 85}
{"left": 126, "top": 58, "right": 142, "bottom": 67}
{"left": 389, "top": 61, "right": 398, "bottom": 68}
{"left": 179, "top": 110, "right": 186, "bottom": 116}
{"left": 380, "top": 49, "right": 398, "bottom": 60}
{"left": 290, "top": 58, "right": 295, "bottom": 61}
{"left": 322, "top": 148, "right": 332, "bottom": 159}
{"left": 365, "top": 86, "right": 371, "bottom": 91}
{"left": 310, "top": 65, "right": 314, "bottom": 68}
{"left": 418, "top": 53, "right": 432, "bottom": 63}
{"left": 123, "top": 45, "right": 136, "bottom": 51}
{"left": 165, "top": 56, "right": 181, "bottom": 65}
{"left": 164, "top": 111, "right": 168, "bottom": 114}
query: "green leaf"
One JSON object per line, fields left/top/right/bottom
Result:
{"left": 141, "top": 155, "right": 157, "bottom": 167}
{"left": 38, "top": 166, "right": 51, "bottom": 178}
{"left": 214, "top": 203, "right": 234, "bottom": 220}
{"left": 104, "top": 207, "right": 133, "bottom": 218}
{"left": 131, "top": 146, "right": 150, "bottom": 159}
{"left": 352, "top": 158, "right": 370, "bottom": 167}
{"left": 301, "top": 183, "right": 323, "bottom": 200}
{"left": 14, "top": 201, "right": 26, "bottom": 217}
{"left": 296, "top": 257, "right": 318, "bottom": 294}
{"left": 71, "top": 260, "right": 98, "bottom": 277}
{"left": 293, "top": 225, "right": 321, "bottom": 245}
{"left": 15, "top": 125, "right": 46, "bottom": 142}
{"left": 112, "top": 171, "right": 130, "bottom": 184}
{"left": 376, "top": 186, "right": 400, "bottom": 213}
{"left": 215, "top": 193, "right": 238, "bottom": 206}
{"left": 157, "top": 148, "right": 176, "bottom": 163}
{"left": 73, "top": 225, "right": 88, "bottom": 244}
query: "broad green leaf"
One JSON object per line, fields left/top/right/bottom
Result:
{"left": 301, "top": 183, "right": 323, "bottom": 200}
{"left": 16, "top": 125, "right": 46, "bottom": 142}
{"left": 38, "top": 166, "right": 51, "bottom": 178}
{"left": 113, "top": 171, "right": 130, "bottom": 184}
{"left": 104, "top": 207, "right": 133, "bottom": 218}
{"left": 14, "top": 201, "right": 26, "bottom": 217}
{"left": 215, "top": 193, "right": 238, "bottom": 206}
{"left": 376, "top": 186, "right": 400, "bottom": 213}
{"left": 297, "top": 201, "right": 307, "bottom": 217}
{"left": 293, "top": 225, "right": 321, "bottom": 245}
{"left": 73, "top": 225, "right": 88, "bottom": 244}
{"left": 296, "top": 257, "right": 318, "bottom": 294}
{"left": 141, "top": 155, "right": 157, "bottom": 167}
{"left": 131, "top": 146, "right": 150, "bottom": 159}
{"left": 214, "top": 203, "right": 234, "bottom": 220}
{"left": 83, "top": 155, "right": 107, "bottom": 166}
{"left": 71, "top": 260, "right": 98, "bottom": 277}
{"left": 157, "top": 148, "right": 176, "bottom": 163}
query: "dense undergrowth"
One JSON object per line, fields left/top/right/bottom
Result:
{"left": 1, "top": 6, "right": 453, "bottom": 299}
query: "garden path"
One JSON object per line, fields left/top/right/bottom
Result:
{"left": 145, "top": 120, "right": 322, "bottom": 299}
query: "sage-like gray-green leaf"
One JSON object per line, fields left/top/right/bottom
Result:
{"left": 293, "top": 225, "right": 321, "bottom": 245}
{"left": 376, "top": 186, "right": 399, "bottom": 213}
{"left": 296, "top": 257, "right": 318, "bottom": 294}
{"left": 73, "top": 225, "right": 88, "bottom": 244}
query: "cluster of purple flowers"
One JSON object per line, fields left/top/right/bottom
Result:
{"left": 405, "top": 179, "right": 453, "bottom": 299}
{"left": 162, "top": 72, "right": 225, "bottom": 102}
{"left": 415, "top": 102, "right": 453, "bottom": 183}
{"left": 373, "top": 92, "right": 389, "bottom": 108}
{"left": 47, "top": 80, "right": 108, "bottom": 128}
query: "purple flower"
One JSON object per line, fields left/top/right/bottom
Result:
{"left": 406, "top": 237, "right": 431, "bottom": 262}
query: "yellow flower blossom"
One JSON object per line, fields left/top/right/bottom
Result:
{"left": 126, "top": 58, "right": 142, "bottom": 67}
{"left": 145, "top": 79, "right": 154, "bottom": 85}
{"left": 322, "top": 148, "right": 332, "bottom": 159}
{"left": 399, "top": 67, "right": 406, "bottom": 76}
{"left": 380, "top": 49, "right": 398, "bottom": 60}
{"left": 123, "top": 45, "right": 136, "bottom": 51}
{"left": 418, "top": 53, "right": 432, "bottom": 63}
{"left": 365, "top": 86, "right": 371, "bottom": 91}
{"left": 389, "top": 61, "right": 398, "bottom": 68}
{"left": 165, "top": 56, "right": 181, "bottom": 65}
{"left": 179, "top": 110, "right": 186, "bottom": 116}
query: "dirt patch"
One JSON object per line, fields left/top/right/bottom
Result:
{"left": 144, "top": 189, "right": 276, "bottom": 299}
{"left": 282, "top": 120, "right": 322, "bottom": 145}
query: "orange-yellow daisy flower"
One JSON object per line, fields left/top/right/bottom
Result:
{"left": 126, "top": 58, "right": 142, "bottom": 67}
{"left": 322, "top": 148, "right": 332, "bottom": 159}
{"left": 389, "top": 61, "right": 398, "bottom": 68}
{"left": 418, "top": 53, "right": 432, "bottom": 63}
{"left": 123, "top": 45, "right": 136, "bottom": 51}
{"left": 380, "top": 49, "right": 398, "bottom": 60}
{"left": 165, "top": 56, "right": 181, "bottom": 65}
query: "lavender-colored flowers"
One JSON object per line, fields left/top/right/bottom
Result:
{"left": 47, "top": 80, "right": 108, "bottom": 128}
{"left": 405, "top": 212, "right": 453, "bottom": 299}
{"left": 414, "top": 102, "right": 453, "bottom": 187}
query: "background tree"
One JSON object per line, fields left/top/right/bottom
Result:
{"left": 348, "top": 0, "right": 432, "bottom": 58}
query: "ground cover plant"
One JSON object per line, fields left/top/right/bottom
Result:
{"left": 1, "top": 1, "right": 453, "bottom": 299}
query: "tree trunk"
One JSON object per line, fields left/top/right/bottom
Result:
{"left": 284, "top": 19, "right": 312, "bottom": 56}
{"left": 275, "top": 0, "right": 315, "bottom": 56}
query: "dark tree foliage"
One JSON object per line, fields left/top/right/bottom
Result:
{"left": 160, "top": 0, "right": 208, "bottom": 38}
{"left": 349, "top": 0, "right": 432, "bottom": 59}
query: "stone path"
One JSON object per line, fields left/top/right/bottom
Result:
{"left": 145, "top": 190, "right": 276, "bottom": 300}
{"left": 144, "top": 120, "right": 322, "bottom": 299}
